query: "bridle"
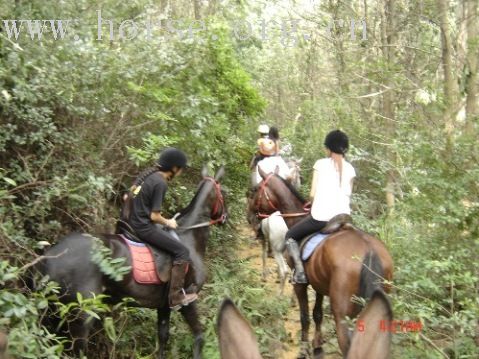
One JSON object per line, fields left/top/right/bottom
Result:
{"left": 255, "top": 173, "right": 310, "bottom": 219}
{"left": 176, "top": 176, "right": 227, "bottom": 230}
{"left": 204, "top": 176, "right": 227, "bottom": 225}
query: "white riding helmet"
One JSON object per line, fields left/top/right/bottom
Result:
{"left": 257, "top": 124, "right": 269, "bottom": 135}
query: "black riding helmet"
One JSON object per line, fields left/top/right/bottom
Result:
{"left": 157, "top": 147, "right": 188, "bottom": 171}
{"left": 324, "top": 130, "right": 349, "bottom": 155}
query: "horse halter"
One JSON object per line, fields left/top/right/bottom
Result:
{"left": 255, "top": 173, "right": 310, "bottom": 219}
{"left": 255, "top": 173, "right": 279, "bottom": 218}
{"left": 176, "top": 176, "right": 227, "bottom": 230}
{"left": 203, "top": 176, "right": 227, "bottom": 225}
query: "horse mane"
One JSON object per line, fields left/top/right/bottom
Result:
{"left": 176, "top": 180, "right": 207, "bottom": 218}
{"left": 275, "top": 175, "right": 306, "bottom": 203}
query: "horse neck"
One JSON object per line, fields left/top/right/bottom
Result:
{"left": 177, "top": 187, "right": 214, "bottom": 255}
{"left": 274, "top": 184, "right": 305, "bottom": 213}
{"left": 178, "top": 192, "right": 213, "bottom": 228}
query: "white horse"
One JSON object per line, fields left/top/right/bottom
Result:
{"left": 260, "top": 212, "right": 289, "bottom": 295}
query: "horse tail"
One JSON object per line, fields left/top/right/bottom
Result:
{"left": 359, "top": 250, "right": 385, "bottom": 300}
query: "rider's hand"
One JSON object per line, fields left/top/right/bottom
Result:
{"left": 165, "top": 218, "right": 178, "bottom": 229}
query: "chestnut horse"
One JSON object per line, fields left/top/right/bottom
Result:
{"left": 248, "top": 168, "right": 393, "bottom": 358}
{"left": 35, "top": 167, "right": 226, "bottom": 359}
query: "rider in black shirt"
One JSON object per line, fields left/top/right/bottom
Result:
{"left": 126, "top": 148, "right": 197, "bottom": 310}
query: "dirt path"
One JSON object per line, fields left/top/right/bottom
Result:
{"left": 237, "top": 225, "right": 342, "bottom": 359}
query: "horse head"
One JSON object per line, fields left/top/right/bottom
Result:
{"left": 0, "top": 331, "right": 7, "bottom": 359}
{"left": 217, "top": 299, "right": 262, "bottom": 359}
{"left": 217, "top": 290, "right": 392, "bottom": 359}
{"left": 287, "top": 157, "right": 302, "bottom": 189}
{"left": 194, "top": 165, "right": 227, "bottom": 225}
{"left": 251, "top": 166, "right": 306, "bottom": 222}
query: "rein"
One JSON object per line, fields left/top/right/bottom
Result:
{"left": 255, "top": 173, "right": 310, "bottom": 219}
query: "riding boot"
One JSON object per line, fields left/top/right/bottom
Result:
{"left": 285, "top": 238, "right": 308, "bottom": 284}
{"left": 169, "top": 261, "right": 198, "bottom": 311}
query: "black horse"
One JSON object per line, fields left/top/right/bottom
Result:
{"left": 35, "top": 167, "right": 226, "bottom": 358}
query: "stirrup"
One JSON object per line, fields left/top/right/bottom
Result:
{"left": 169, "top": 289, "right": 198, "bottom": 311}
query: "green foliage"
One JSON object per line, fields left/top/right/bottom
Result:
{"left": 165, "top": 228, "right": 289, "bottom": 359}
{"left": 89, "top": 235, "right": 131, "bottom": 282}
{"left": 0, "top": 261, "right": 64, "bottom": 358}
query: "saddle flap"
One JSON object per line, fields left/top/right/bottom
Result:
{"left": 120, "top": 235, "right": 172, "bottom": 284}
{"left": 149, "top": 246, "right": 172, "bottom": 283}
{"left": 300, "top": 232, "right": 329, "bottom": 261}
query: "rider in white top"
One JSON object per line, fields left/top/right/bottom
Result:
{"left": 310, "top": 157, "right": 355, "bottom": 221}
{"left": 254, "top": 155, "right": 291, "bottom": 185}
{"left": 284, "top": 130, "right": 356, "bottom": 284}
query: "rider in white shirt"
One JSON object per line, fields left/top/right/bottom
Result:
{"left": 284, "top": 130, "right": 356, "bottom": 284}
{"left": 254, "top": 155, "right": 291, "bottom": 185}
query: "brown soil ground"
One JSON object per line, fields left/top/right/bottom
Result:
{"left": 237, "top": 225, "right": 343, "bottom": 359}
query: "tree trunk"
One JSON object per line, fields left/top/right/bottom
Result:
{"left": 208, "top": 0, "right": 218, "bottom": 16}
{"left": 438, "top": 0, "right": 459, "bottom": 146}
{"left": 381, "top": 0, "right": 397, "bottom": 212}
{"left": 465, "top": 0, "right": 478, "bottom": 135}
{"left": 193, "top": 0, "right": 201, "bottom": 20}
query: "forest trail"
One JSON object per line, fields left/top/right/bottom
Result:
{"left": 236, "top": 225, "right": 342, "bottom": 359}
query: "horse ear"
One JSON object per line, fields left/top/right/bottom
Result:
{"left": 215, "top": 166, "right": 225, "bottom": 181}
{"left": 201, "top": 165, "right": 210, "bottom": 178}
{"left": 346, "top": 290, "right": 392, "bottom": 359}
{"left": 274, "top": 165, "right": 280, "bottom": 175}
{"left": 217, "top": 298, "right": 262, "bottom": 359}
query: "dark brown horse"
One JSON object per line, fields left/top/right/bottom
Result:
{"left": 35, "top": 167, "right": 226, "bottom": 358}
{"left": 217, "top": 291, "right": 392, "bottom": 359}
{"left": 248, "top": 168, "right": 393, "bottom": 358}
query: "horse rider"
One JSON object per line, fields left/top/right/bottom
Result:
{"left": 250, "top": 125, "right": 290, "bottom": 186}
{"left": 249, "top": 124, "right": 273, "bottom": 171}
{"left": 126, "top": 148, "right": 198, "bottom": 309}
{"left": 284, "top": 130, "right": 356, "bottom": 284}
{"left": 247, "top": 125, "right": 292, "bottom": 245}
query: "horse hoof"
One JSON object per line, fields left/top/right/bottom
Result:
{"left": 313, "top": 347, "right": 325, "bottom": 359}
{"left": 297, "top": 341, "right": 312, "bottom": 359}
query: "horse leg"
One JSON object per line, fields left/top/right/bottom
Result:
{"left": 157, "top": 308, "right": 171, "bottom": 359}
{"left": 312, "top": 293, "right": 325, "bottom": 359}
{"left": 273, "top": 251, "right": 287, "bottom": 296}
{"left": 68, "top": 310, "right": 95, "bottom": 356}
{"left": 180, "top": 302, "right": 203, "bottom": 359}
{"left": 67, "top": 280, "right": 102, "bottom": 356}
{"left": 330, "top": 281, "right": 355, "bottom": 356}
{"left": 294, "top": 283, "right": 311, "bottom": 358}
{"left": 261, "top": 236, "right": 268, "bottom": 281}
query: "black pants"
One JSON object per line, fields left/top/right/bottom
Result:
{"left": 135, "top": 226, "right": 190, "bottom": 263}
{"left": 285, "top": 214, "right": 327, "bottom": 242}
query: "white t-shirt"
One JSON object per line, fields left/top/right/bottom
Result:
{"left": 310, "top": 158, "right": 356, "bottom": 221}
{"left": 254, "top": 156, "right": 291, "bottom": 185}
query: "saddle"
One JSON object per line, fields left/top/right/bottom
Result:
{"left": 114, "top": 232, "right": 173, "bottom": 285}
{"left": 299, "top": 214, "right": 354, "bottom": 261}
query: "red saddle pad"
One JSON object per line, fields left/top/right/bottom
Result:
{"left": 122, "top": 236, "right": 162, "bottom": 285}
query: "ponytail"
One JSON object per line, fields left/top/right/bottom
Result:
{"left": 330, "top": 152, "right": 344, "bottom": 185}
{"left": 118, "top": 165, "right": 160, "bottom": 232}
{"left": 132, "top": 165, "right": 160, "bottom": 187}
